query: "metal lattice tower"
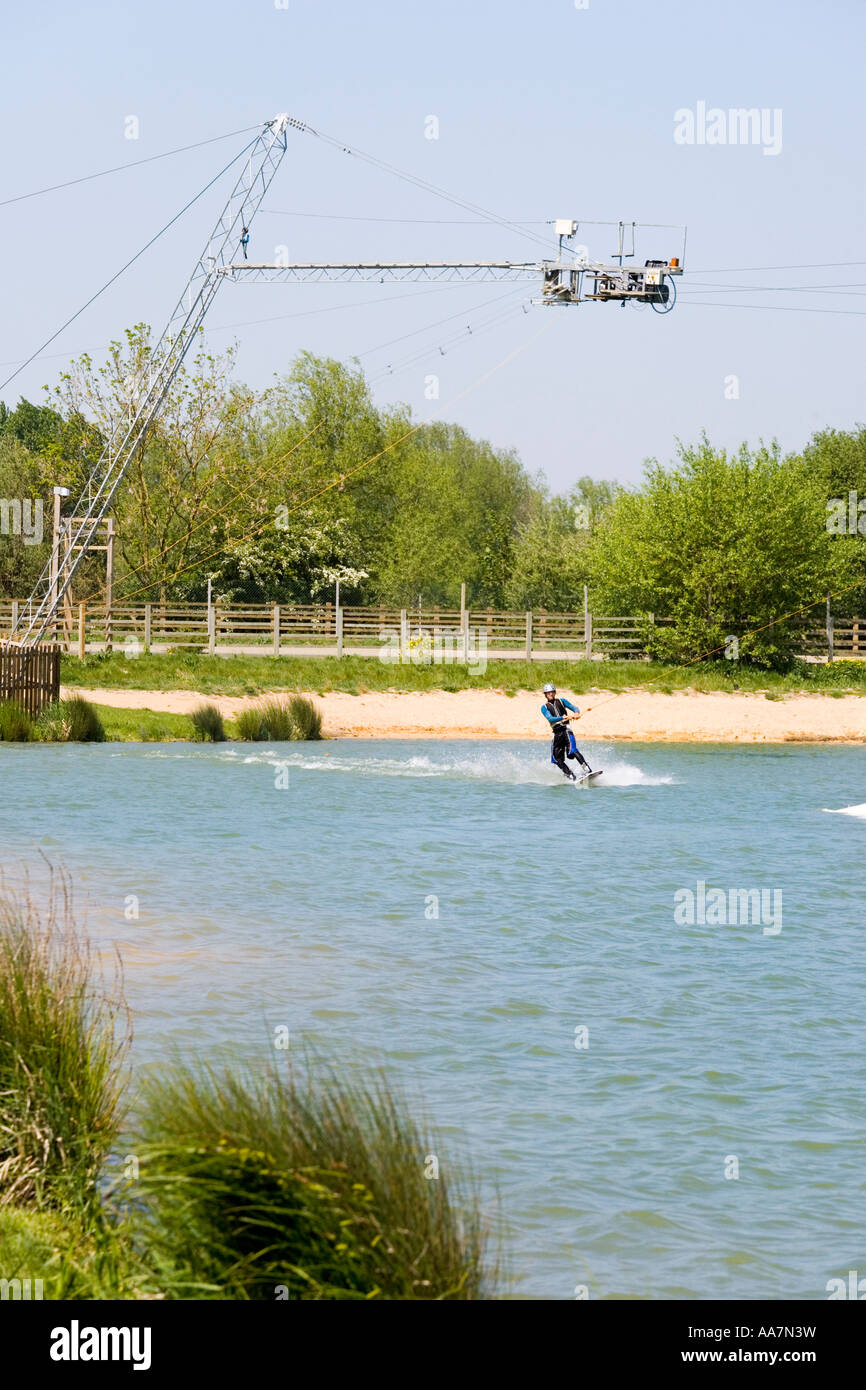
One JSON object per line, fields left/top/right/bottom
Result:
{"left": 13, "top": 113, "right": 294, "bottom": 646}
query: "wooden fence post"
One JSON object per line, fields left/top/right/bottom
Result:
{"left": 11, "top": 599, "right": 18, "bottom": 638}
{"left": 585, "top": 609, "right": 593, "bottom": 661}
{"left": 400, "top": 609, "right": 408, "bottom": 663}
{"left": 144, "top": 602, "right": 152, "bottom": 652}
{"left": 853, "top": 616, "right": 860, "bottom": 656}
{"left": 336, "top": 604, "right": 344, "bottom": 659}
{"left": 525, "top": 611, "right": 532, "bottom": 662}
{"left": 208, "top": 600, "right": 216, "bottom": 655}
{"left": 273, "top": 604, "right": 280, "bottom": 657}
{"left": 461, "top": 607, "right": 470, "bottom": 664}
{"left": 78, "top": 602, "right": 86, "bottom": 659}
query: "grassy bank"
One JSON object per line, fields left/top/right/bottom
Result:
{"left": 0, "top": 873, "right": 495, "bottom": 1300}
{"left": 96, "top": 705, "right": 221, "bottom": 742}
{"left": 0, "top": 695, "right": 322, "bottom": 745}
{"left": 60, "top": 650, "right": 866, "bottom": 698}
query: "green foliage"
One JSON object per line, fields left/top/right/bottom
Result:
{"left": 214, "top": 511, "right": 366, "bottom": 606}
{"left": 506, "top": 500, "right": 587, "bottom": 609}
{"left": 369, "top": 421, "right": 532, "bottom": 607}
{"left": 801, "top": 425, "right": 866, "bottom": 616}
{"left": 288, "top": 694, "right": 322, "bottom": 740}
{"left": 236, "top": 697, "right": 296, "bottom": 741}
{"left": 0, "top": 1206, "right": 152, "bottom": 1300}
{"left": 36, "top": 696, "right": 105, "bottom": 743}
{"left": 132, "top": 1060, "right": 493, "bottom": 1300}
{"left": 0, "top": 873, "right": 129, "bottom": 1212}
{"left": 12, "top": 327, "right": 866, "bottom": 655}
{"left": 588, "top": 436, "right": 853, "bottom": 667}
{"left": 190, "top": 703, "right": 226, "bottom": 742}
{"left": 0, "top": 701, "right": 33, "bottom": 741}
{"left": 0, "top": 436, "right": 49, "bottom": 595}
{"left": 51, "top": 326, "right": 255, "bottom": 601}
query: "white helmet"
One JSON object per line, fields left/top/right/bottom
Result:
{"left": 542, "top": 683, "right": 556, "bottom": 695}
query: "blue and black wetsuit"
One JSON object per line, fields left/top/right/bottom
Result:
{"left": 541, "top": 696, "right": 591, "bottom": 779}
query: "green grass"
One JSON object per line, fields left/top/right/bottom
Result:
{"left": 0, "top": 702, "right": 33, "bottom": 741}
{"left": 35, "top": 695, "right": 105, "bottom": 743}
{"left": 0, "top": 870, "right": 496, "bottom": 1300}
{"left": 235, "top": 695, "right": 322, "bottom": 742}
{"left": 190, "top": 702, "right": 226, "bottom": 742}
{"left": 236, "top": 696, "right": 295, "bottom": 741}
{"left": 59, "top": 650, "right": 866, "bottom": 698}
{"left": 92, "top": 705, "right": 199, "bottom": 742}
{"left": 0, "top": 871, "right": 129, "bottom": 1213}
{"left": 0, "top": 1206, "right": 151, "bottom": 1300}
{"left": 288, "top": 694, "right": 323, "bottom": 740}
{"left": 131, "top": 1059, "right": 493, "bottom": 1300}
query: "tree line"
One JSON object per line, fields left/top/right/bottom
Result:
{"left": 1, "top": 323, "right": 865, "bottom": 664}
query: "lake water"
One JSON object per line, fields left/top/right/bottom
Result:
{"left": 2, "top": 736, "right": 864, "bottom": 1299}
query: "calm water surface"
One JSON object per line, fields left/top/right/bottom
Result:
{"left": 2, "top": 737, "right": 864, "bottom": 1298}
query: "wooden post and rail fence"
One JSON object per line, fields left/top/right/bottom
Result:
{"left": 0, "top": 594, "right": 853, "bottom": 669}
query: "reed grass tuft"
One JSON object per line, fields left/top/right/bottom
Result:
{"left": 36, "top": 696, "right": 105, "bottom": 743}
{"left": 132, "top": 1060, "right": 493, "bottom": 1299}
{"left": 0, "top": 701, "right": 33, "bottom": 741}
{"left": 0, "top": 870, "right": 129, "bottom": 1212}
{"left": 190, "top": 703, "right": 226, "bottom": 742}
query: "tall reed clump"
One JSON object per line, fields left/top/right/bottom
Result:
{"left": 235, "top": 697, "right": 295, "bottom": 741}
{"left": 0, "top": 701, "right": 33, "bottom": 741}
{"left": 288, "top": 694, "right": 322, "bottom": 740}
{"left": 190, "top": 703, "right": 225, "bottom": 742}
{"left": 0, "top": 870, "right": 129, "bottom": 1214}
{"left": 133, "top": 1061, "right": 493, "bottom": 1300}
{"left": 235, "top": 695, "right": 321, "bottom": 742}
{"left": 36, "top": 696, "right": 105, "bottom": 743}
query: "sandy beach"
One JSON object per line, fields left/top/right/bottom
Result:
{"left": 64, "top": 686, "right": 866, "bottom": 742}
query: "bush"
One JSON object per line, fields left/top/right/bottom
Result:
{"left": 190, "top": 703, "right": 225, "bottom": 742}
{"left": 65, "top": 696, "right": 105, "bottom": 743}
{"left": 236, "top": 696, "right": 321, "bottom": 741}
{"left": 0, "top": 871, "right": 129, "bottom": 1212}
{"left": 588, "top": 436, "right": 852, "bottom": 668}
{"left": 288, "top": 694, "right": 322, "bottom": 740}
{"left": 133, "top": 1061, "right": 493, "bottom": 1300}
{"left": 235, "top": 707, "right": 267, "bottom": 741}
{"left": 36, "top": 696, "right": 105, "bottom": 743}
{"left": 0, "top": 701, "right": 32, "bottom": 741}
{"left": 235, "top": 697, "right": 294, "bottom": 741}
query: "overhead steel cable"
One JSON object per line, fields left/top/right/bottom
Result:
{"left": 0, "top": 136, "right": 260, "bottom": 395}
{"left": 679, "top": 299, "right": 866, "bottom": 317}
{"left": 287, "top": 116, "right": 558, "bottom": 256}
{"left": 0, "top": 125, "right": 261, "bottom": 210}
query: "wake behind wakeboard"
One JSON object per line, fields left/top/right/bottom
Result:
{"left": 576, "top": 769, "right": 603, "bottom": 784}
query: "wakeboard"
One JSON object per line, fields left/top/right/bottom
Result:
{"left": 576, "top": 769, "right": 603, "bottom": 784}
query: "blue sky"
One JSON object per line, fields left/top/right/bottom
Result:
{"left": 2, "top": 0, "right": 865, "bottom": 490}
